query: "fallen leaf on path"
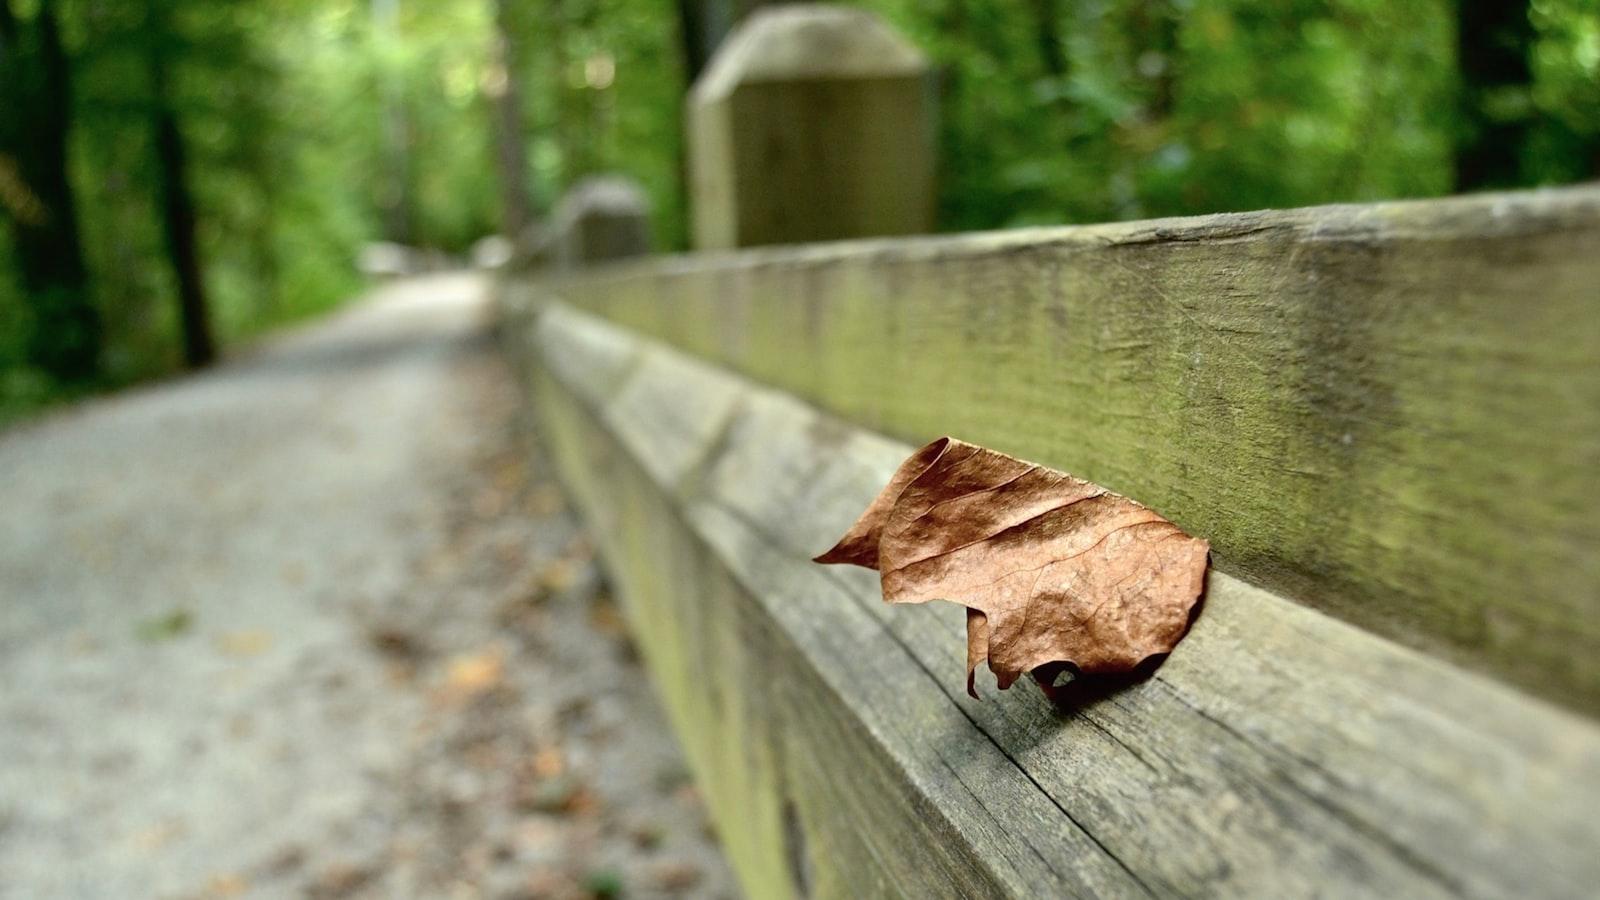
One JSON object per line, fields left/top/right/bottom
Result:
{"left": 524, "top": 867, "right": 585, "bottom": 900}
{"left": 472, "top": 486, "right": 509, "bottom": 519}
{"left": 816, "top": 437, "right": 1208, "bottom": 697}
{"left": 203, "top": 872, "right": 249, "bottom": 897}
{"left": 435, "top": 645, "right": 506, "bottom": 703}
{"left": 215, "top": 629, "right": 273, "bottom": 657}
{"left": 491, "top": 454, "right": 526, "bottom": 493}
{"left": 308, "top": 862, "right": 376, "bottom": 899}
{"left": 367, "top": 626, "right": 425, "bottom": 661}
{"left": 562, "top": 536, "right": 594, "bottom": 564}
{"left": 515, "top": 819, "right": 563, "bottom": 855}
{"left": 588, "top": 597, "right": 626, "bottom": 635}
{"left": 529, "top": 482, "right": 567, "bottom": 516}
{"left": 539, "top": 558, "right": 580, "bottom": 594}
{"left": 650, "top": 860, "right": 704, "bottom": 891}
{"left": 519, "top": 773, "right": 598, "bottom": 816}
{"left": 628, "top": 819, "right": 666, "bottom": 850}
{"left": 532, "top": 744, "right": 566, "bottom": 779}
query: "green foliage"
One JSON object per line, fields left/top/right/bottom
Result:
{"left": 0, "top": 229, "right": 60, "bottom": 425}
{"left": 1527, "top": 0, "right": 1600, "bottom": 181}
{"left": 0, "top": 0, "right": 493, "bottom": 420}
{"left": 864, "top": 0, "right": 1465, "bottom": 228}
{"left": 505, "top": 0, "right": 689, "bottom": 246}
{"left": 1, "top": 0, "right": 1596, "bottom": 426}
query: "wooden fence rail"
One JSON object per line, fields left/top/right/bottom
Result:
{"left": 499, "top": 280, "right": 1599, "bottom": 898}
{"left": 529, "top": 186, "right": 1600, "bottom": 717}
{"left": 496, "top": 6, "right": 1600, "bottom": 897}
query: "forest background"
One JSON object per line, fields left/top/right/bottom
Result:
{"left": 2, "top": 0, "right": 1595, "bottom": 423}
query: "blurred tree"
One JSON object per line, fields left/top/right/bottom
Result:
{"left": 2, "top": 0, "right": 1596, "bottom": 424}
{"left": 503, "top": 0, "right": 686, "bottom": 244}
{"left": 676, "top": 0, "right": 715, "bottom": 86}
{"left": 0, "top": 0, "right": 100, "bottom": 381}
{"left": 1457, "top": 0, "right": 1536, "bottom": 189}
{"left": 489, "top": 0, "right": 534, "bottom": 236}
{"left": 146, "top": 3, "right": 214, "bottom": 367}
{"left": 1526, "top": 0, "right": 1600, "bottom": 182}
{"left": 676, "top": 0, "right": 773, "bottom": 83}
{"left": 671, "top": 0, "right": 769, "bottom": 241}
{"left": 870, "top": 0, "right": 1461, "bottom": 227}
{"left": 372, "top": 0, "right": 415, "bottom": 243}
{"left": 1026, "top": 0, "right": 1068, "bottom": 77}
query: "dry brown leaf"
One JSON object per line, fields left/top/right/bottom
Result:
{"left": 588, "top": 596, "right": 627, "bottom": 635}
{"left": 532, "top": 744, "right": 566, "bottom": 778}
{"left": 816, "top": 437, "right": 1208, "bottom": 697}
{"left": 539, "top": 558, "right": 580, "bottom": 594}
{"left": 204, "top": 872, "right": 250, "bottom": 897}
{"left": 435, "top": 645, "right": 506, "bottom": 704}
{"left": 214, "top": 629, "right": 273, "bottom": 658}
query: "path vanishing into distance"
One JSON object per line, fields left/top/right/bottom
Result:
{"left": 0, "top": 274, "right": 734, "bottom": 899}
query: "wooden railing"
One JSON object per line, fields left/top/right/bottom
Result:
{"left": 497, "top": 6, "right": 1600, "bottom": 898}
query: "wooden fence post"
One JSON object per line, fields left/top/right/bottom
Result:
{"left": 552, "top": 175, "right": 652, "bottom": 269}
{"left": 686, "top": 4, "right": 937, "bottom": 250}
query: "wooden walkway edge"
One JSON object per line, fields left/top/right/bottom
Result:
{"left": 503, "top": 297, "right": 1600, "bottom": 899}
{"left": 529, "top": 185, "right": 1600, "bottom": 715}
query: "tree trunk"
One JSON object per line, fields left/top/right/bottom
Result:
{"left": 1138, "top": 0, "right": 1178, "bottom": 119}
{"left": 0, "top": 0, "right": 101, "bottom": 382}
{"left": 676, "top": 0, "right": 774, "bottom": 85}
{"left": 489, "top": 0, "right": 534, "bottom": 237}
{"left": 1456, "top": 0, "right": 1534, "bottom": 191}
{"left": 149, "top": 50, "right": 215, "bottom": 368}
{"left": 675, "top": 0, "right": 714, "bottom": 85}
{"left": 1026, "top": 0, "right": 1067, "bottom": 78}
{"left": 372, "top": 0, "right": 413, "bottom": 244}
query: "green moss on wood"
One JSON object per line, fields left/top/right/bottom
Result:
{"left": 538, "top": 186, "right": 1600, "bottom": 714}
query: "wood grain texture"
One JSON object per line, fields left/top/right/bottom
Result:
{"left": 531, "top": 185, "right": 1600, "bottom": 714}
{"left": 511, "top": 299, "right": 1600, "bottom": 899}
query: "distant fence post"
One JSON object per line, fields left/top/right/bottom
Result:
{"left": 686, "top": 4, "right": 937, "bottom": 250}
{"left": 551, "top": 175, "right": 653, "bottom": 269}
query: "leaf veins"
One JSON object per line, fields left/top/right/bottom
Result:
{"left": 815, "top": 438, "right": 1209, "bottom": 698}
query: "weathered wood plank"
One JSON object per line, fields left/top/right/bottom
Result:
{"left": 514, "top": 300, "right": 1600, "bottom": 899}
{"left": 531, "top": 186, "right": 1600, "bottom": 714}
{"left": 529, "top": 309, "right": 1136, "bottom": 899}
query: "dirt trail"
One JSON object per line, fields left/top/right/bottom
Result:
{"left": 0, "top": 275, "right": 734, "bottom": 899}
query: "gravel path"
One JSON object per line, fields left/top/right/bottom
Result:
{"left": 0, "top": 274, "right": 735, "bottom": 900}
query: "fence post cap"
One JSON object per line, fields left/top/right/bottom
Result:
{"left": 693, "top": 4, "right": 927, "bottom": 102}
{"left": 554, "top": 175, "right": 650, "bottom": 223}
{"left": 550, "top": 174, "right": 652, "bottom": 268}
